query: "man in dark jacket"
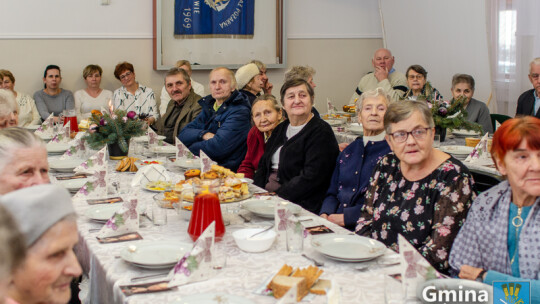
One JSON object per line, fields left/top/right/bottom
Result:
{"left": 516, "top": 57, "right": 540, "bottom": 118}
{"left": 155, "top": 67, "right": 202, "bottom": 144}
{"left": 179, "top": 67, "right": 251, "bottom": 171}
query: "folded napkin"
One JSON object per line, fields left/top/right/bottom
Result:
{"left": 275, "top": 201, "right": 295, "bottom": 251}
{"left": 465, "top": 132, "right": 490, "bottom": 163}
{"left": 398, "top": 234, "right": 444, "bottom": 300}
{"left": 176, "top": 138, "right": 196, "bottom": 160}
{"left": 60, "top": 132, "right": 87, "bottom": 160}
{"left": 199, "top": 150, "right": 216, "bottom": 174}
{"left": 73, "top": 168, "right": 108, "bottom": 199}
{"left": 74, "top": 146, "right": 108, "bottom": 174}
{"left": 34, "top": 113, "right": 55, "bottom": 136}
{"left": 326, "top": 98, "right": 337, "bottom": 115}
{"left": 50, "top": 124, "right": 71, "bottom": 144}
{"left": 147, "top": 128, "right": 161, "bottom": 146}
{"left": 97, "top": 197, "right": 139, "bottom": 238}
{"left": 168, "top": 222, "right": 216, "bottom": 287}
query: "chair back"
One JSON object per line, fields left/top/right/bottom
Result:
{"left": 490, "top": 114, "right": 512, "bottom": 132}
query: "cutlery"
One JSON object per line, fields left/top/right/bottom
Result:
{"left": 130, "top": 272, "right": 169, "bottom": 282}
{"left": 302, "top": 254, "right": 325, "bottom": 267}
{"left": 355, "top": 262, "right": 400, "bottom": 271}
{"left": 248, "top": 224, "right": 274, "bottom": 239}
{"left": 238, "top": 213, "right": 251, "bottom": 223}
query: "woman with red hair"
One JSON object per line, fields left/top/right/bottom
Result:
{"left": 450, "top": 116, "right": 540, "bottom": 302}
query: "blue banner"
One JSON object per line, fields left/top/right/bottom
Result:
{"left": 174, "top": 0, "right": 254, "bottom": 36}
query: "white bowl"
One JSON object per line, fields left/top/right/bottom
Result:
{"left": 232, "top": 228, "right": 276, "bottom": 253}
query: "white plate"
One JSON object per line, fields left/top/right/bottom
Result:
{"left": 241, "top": 178, "right": 254, "bottom": 184}
{"left": 311, "top": 234, "right": 386, "bottom": 261}
{"left": 348, "top": 126, "right": 364, "bottom": 135}
{"left": 37, "top": 133, "right": 53, "bottom": 141}
{"left": 58, "top": 178, "right": 88, "bottom": 191}
{"left": 46, "top": 143, "right": 71, "bottom": 154}
{"left": 120, "top": 240, "right": 191, "bottom": 268}
{"left": 452, "top": 129, "right": 482, "bottom": 137}
{"left": 325, "top": 119, "right": 342, "bottom": 126}
{"left": 172, "top": 293, "right": 255, "bottom": 304}
{"left": 174, "top": 158, "right": 200, "bottom": 169}
{"left": 85, "top": 204, "right": 122, "bottom": 222}
{"left": 151, "top": 145, "right": 177, "bottom": 154}
{"left": 133, "top": 135, "right": 166, "bottom": 142}
{"left": 49, "top": 158, "right": 84, "bottom": 173}
{"left": 441, "top": 145, "right": 474, "bottom": 155}
{"left": 24, "top": 125, "right": 40, "bottom": 131}
{"left": 243, "top": 200, "right": 302, "bottom": 219}
{"left": 417, "top": 279, "right": 492, "bottom": 304}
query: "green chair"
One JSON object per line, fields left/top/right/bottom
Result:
{"left": 490, "top": 114, "right": 512, "bottom": 131}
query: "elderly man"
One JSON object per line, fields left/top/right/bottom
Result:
{"left": 0, "top": 184, "right": 82, "bottom": 304}
{"left": 159, "top": 60, "right": 205, "bottom": 115}
{"left": 155, "top": 67, "right": 202, "bottom": 144}
{"left": 516, "top": 57, "right": 540, "bottom": 118}
{"left": 179, "top": 67, "right": 251, "bottom": 171}
{"left": 250, "top": 60, "right": 273, "bottom": 95}
{"left": 349, "top": 48, "right": 407, "bottom": 103}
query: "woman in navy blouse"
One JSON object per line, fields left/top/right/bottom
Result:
{"left": 319, "top": 88, "right": 391, "bottom": 230}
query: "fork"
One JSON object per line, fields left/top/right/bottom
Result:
{"left": 302, "top": 254, "right": 325, "bottom": 267}
{"left": 355, "top": 262, "right": 400, "bottom": 271}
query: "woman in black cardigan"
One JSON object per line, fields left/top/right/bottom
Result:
{"left": 254, "top": 78, "right": 339, "bottom": 213}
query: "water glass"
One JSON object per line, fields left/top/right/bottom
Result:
{"left": 152, "top": 201, "right": 167, "bottom": 226}
{"left": 433, "top": 135, "right": 441, "bottom": 148}
{"left": 286, "top": 219, "right": 304, "bottom": 253}
{"left": 384, "top": 275, "right": 405, "bottom": 304}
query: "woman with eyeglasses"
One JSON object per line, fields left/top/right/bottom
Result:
{"left": 355, "top": 100, "right": 476, "bottom": 274}
{"left": 403, "top": 65, "right": 443, "bottom": 101}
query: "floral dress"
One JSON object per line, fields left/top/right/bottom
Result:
{"left": 355, "top": 153, "right": 476, "bottom": 273}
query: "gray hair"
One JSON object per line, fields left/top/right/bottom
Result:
{"left": 0, "top": 128, "right": 45, "bottom": 173}
{"left": 252, "top": 94, "right": 282, "bottom": 114}
{"left": 451, "top": 74, "right": 475, "bottom": 91}
{"left": 0, "top": 204, "right": 26, "bottom": 279}
{"left": 284, "top": 66, "right": 316, "bottom": 83}
{"left": 384, "top": 100, "right": 434, "bottom": 134}
{"left": 0, "top": 89, "right": 18, "bottom": 117}
{"left": 249, "top": 59, "right": 266, "bottom": 71}
{"left": 164, "top": 67, "right": 191, "bottom": 84}
{"left": 530, "top": 57, "right": 540, "bottom": 71}
{"left": 356, "top": 87, "right": 391, "bottom": 112}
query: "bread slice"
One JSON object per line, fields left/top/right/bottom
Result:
{"left": 292, "top": 265, "right": 323, "bottom": 288}
{"left": 268, "top": 275, "right": 308, "bottom": 301}
{"left": 310, "top": 279, "right": 331, "bottom": 295}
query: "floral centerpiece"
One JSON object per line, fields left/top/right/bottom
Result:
{"left": 85, "top": 109, "right": 145, "bottom": 155}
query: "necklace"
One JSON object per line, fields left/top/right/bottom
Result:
{"left": 510, "top": 207, "right": 523, "bottom": 265}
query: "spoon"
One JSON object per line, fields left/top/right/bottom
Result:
{"left": 248, "top": 225, "right": 274, "bottom": 239}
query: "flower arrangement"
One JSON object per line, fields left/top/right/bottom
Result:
{"left": 85, "top": 109, "right": 145, "bottom": 153}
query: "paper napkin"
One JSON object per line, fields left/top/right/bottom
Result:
{"left": 97, "top": 197, "right": 139, "bottom": 238}
{"left": 50, "top": 124, "right": 71, "bottom": 144}
{"left": 199, "top": 150, "right": 216, "bottom": 174}
{"left": 398, "top": 234, "right": 444, "bottom": 300}
{"left": 175, "top": 138, "right": 196, "bottom": 160}
{"left": 73, "top": 168, "right": 108, "bottom": 199}
{"left": 465, "top": 132, "right": 490, "bottom": 163}
{"left": 275, "top": 201, "right": 295, "bottom": 251}
{"left": 168, "top": 222, "right": 216, "bottom": 287}
{"left": 74, "top": 146, "right": 108, "bottom": 174}
{"left": 34, "top": 113, "right": 55, "bottom": 136}
{"left": 326, "top": 98, "right": 337, "bottom": 114}
{"left": 277, "top": 282, "right": 298, "bottom": 304}
{"left": 60, "top": 132, "right": 87, "bottom": 160}
{"left": 326, "top": 279, "right": 341, "bottom": 304}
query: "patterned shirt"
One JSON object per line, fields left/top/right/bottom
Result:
{"left": 113, "top": 84, "right": 158, "bottom": 118}
{"left": 356, "top": 153, "right": 475, "bottom": 273}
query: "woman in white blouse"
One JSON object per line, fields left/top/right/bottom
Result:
{"left": 0, "top": 70, "right": 40, "bottom": 127}
{"left": 74, "top": 65, "right": 113, "bottom": 122}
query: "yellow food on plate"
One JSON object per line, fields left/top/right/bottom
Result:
{"left": 145, "top": 181, "right": 171, "bottom": 191}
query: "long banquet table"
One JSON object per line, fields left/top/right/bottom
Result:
{"left": 53, "top": 155, "right": 402, "bottom": 304}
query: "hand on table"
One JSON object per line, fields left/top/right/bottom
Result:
{"left": 202, "top": 132, "right": 215, "bottom": 140}
{"left": 328, "top": 214, "right": 345, "bottom": 227}
{"left": 458, "top": 265, "right": 485, "bottom": 280}
{"left": 374, "top": 66, "right": 389, "bottom": 82}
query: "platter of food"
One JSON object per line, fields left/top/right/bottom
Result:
{"left": 142, "top": 181, "right": 172, "bottom": 192}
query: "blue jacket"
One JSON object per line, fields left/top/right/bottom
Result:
{"left": 319, "top": 137, "right": 390, "bottom": 230}
{"left": 178, "top": 90, "right": 251, "bottom": 171}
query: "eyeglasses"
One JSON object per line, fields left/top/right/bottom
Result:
{"left": 119, "top": 71, "right": 133, "bottom": 81}
{"left": 389, "top": 127, "right": 431, "bottom": 143}
{"left": 530, "top": 73, "right": 540, "bottom": 80}
{"left": 407, "top": 74, "right": 424, "bottom": 80}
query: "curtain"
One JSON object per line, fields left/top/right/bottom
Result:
{"left": 488, "top": 0, "right": 540, "bottom": 115}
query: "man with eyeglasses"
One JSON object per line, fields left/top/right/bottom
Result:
{"left": 516, "top": 57, "right": 540, "bottom": 118}
{"left": 349, "top": 48, "right": 408, "bottom": 104}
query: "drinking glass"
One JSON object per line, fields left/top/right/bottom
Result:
{"left": 384, "top": 275, "right": 405, "bottom": 304}
{"left": 433, "top": 135, "right": 441, "bottom": 148}
{"left": 152, "top": 200, "right": 167, "bottom": 226}
{"left": 286, "top": 219, "right": 304, "bottom": 253}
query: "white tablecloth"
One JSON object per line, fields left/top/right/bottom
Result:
{"left": 49, "top": 156, "right": 401, "bottom": 304}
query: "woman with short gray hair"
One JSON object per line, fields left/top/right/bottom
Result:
{"left": 0, "top": 204, "right": 26, "bottom": 303}
{"left": 0, "top": 89, "right": 19, "bottom": 129}
{"left": 356, "top": 100, "right": 476, "bottom": 274}
{"left": 0, "top": 127, "right": 49, "bottom": 194}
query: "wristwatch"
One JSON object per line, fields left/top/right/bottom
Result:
{"left": 477, "top": 269, "right": 487, "bottom": 280}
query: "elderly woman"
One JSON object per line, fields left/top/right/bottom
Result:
{"left": 356, "top": 100, "right": 476, "bottom": 273}
{"left": 33, "top": 65, "right": 74, "bottom": 123}
{"left": 403, "top": 65, "right": 443, "bottom": 101}
{"left": 0, "top": 89, "right": 19, "bottom": 129}
{"left": 74, "top": 64, "right": 113, "bottom": 122}
{"left": 236, "top": 63, "right": 264, "bottom": 105}
{"left": 0, "top": 205, "right": 26, "bottom": 303}
{"left": 319, "top": 88, "right": 391, "bottom": 230}
{"left": 254, "top": 79, "right": 339, "bottom": 213}
{"left": 238, "top": 94, "right": 283, "bottom": 178}
{"left": 449, "top": 117, "right": 540, "bottom": 302}
{"left": 451, "top": 73, "right": 493, "bottom": 134}
{"left": 0, "top": 184, "right": 82, "bottom": 304}
{"left": 0, "top": 128, "right": 49, "bottom": 194}
{"left": 284, "top": 66, "right": 320, "bottom": 118}
{"left": 0, "top": 70, "right": 40, "bottom": 127}
{"left": 113, "top": 61, "right": 158, "bottom": 125}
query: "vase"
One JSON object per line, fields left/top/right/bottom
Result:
{"left": 435, "top": 126, "right": 447, "bottom": 142}
{"left": 107, "top": 142, "right": 129, "bottom": 160}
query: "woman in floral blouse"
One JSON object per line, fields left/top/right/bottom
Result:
{"left": 356, "top": 100, "right": 476, "bottom": 273}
